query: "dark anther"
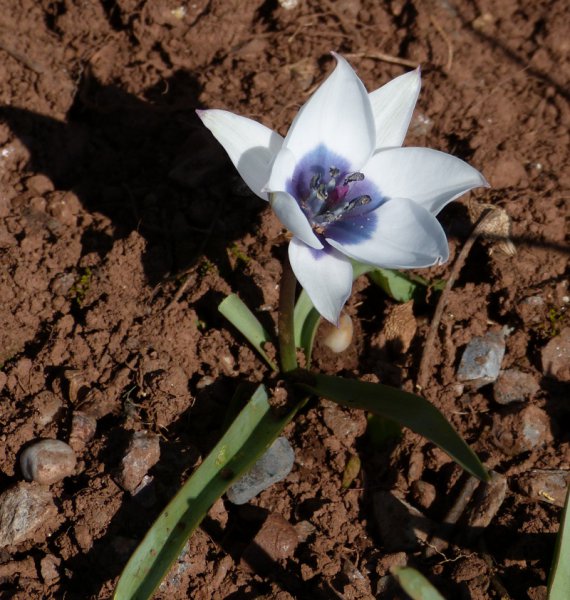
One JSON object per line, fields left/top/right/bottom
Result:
{"left": 344, "top": 195, "right": 371, "bottom": 211}
{"left": 329, "top": 166, "right": 340, "bottom": 178}
{"left": 344, "top": 172, "right": 365, "bottom": 184}
{"left": 310, "top": 173, "right": 321, "bottom": 190}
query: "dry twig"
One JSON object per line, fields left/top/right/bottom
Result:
{"left": 416, "top": 209, "right": 498, "bottom": 391}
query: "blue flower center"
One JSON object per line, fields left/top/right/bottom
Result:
{"left": 287, "top": 145, "right": 384, "bottom": 239}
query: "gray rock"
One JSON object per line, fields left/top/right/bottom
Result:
{"left": 0, "top": 482, "right": 57, "bottom": 547}
{"left": 20, "top": 439, "right": 77, "bottom": 485}
{"left": 457, "top": 330, "right": 506, "bottom": 388}
{"left": 493, "top": 369, "right": 540, "bottom": 404}
{"left": 226, "top": 437, "right": 295, "bottom": 505}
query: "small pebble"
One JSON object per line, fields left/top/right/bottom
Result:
{"left": 227, "top": 437, "right": 294, "bottom": 505}
{"left": 69, "top": 411, "right": 97, "bottom": 451}
{"left": 493, "top": 369, "right": 540, "bottom": 405}
{"left": 32, "top": 391, "right": 63, "bottom": 427}
{"left": 457, "top": 330, "right": 506, "bottom": 388}
{"left": 373, "top": 491, "right": 432, "bottom": 551}
{"left": 491, "top": 405, "right": 553, "bottom": 456}
{"left": 516, "top": 470, "right": 570, "bottom": 507}
{"left": 541, "top": 327, "right": 570, "bottom": 381}
{"left": 322, "top": 400, "right": 367, "bottom": 446}
{"left": 40, "top": 554, "right": 61, "bottom": 583}
{"left": 241, "top": 513, "right": 298, "bottom": 572}
{"left": 115, "top": 431, "right": 161, "bottom": 493}
{"left": 20, "top": 439, "right": 77, "bottom": 485}
{"left": 0, "top": 482, "right": 57, "bottom": 548}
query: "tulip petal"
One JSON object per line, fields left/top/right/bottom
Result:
{"left": 270, "top": 191, "right": 323, "bottom": 250}
{"left": 283, "top": 53, "right": 375, "bottom": 172}
{"left": 289, "top": 238, "right": 353, "bottom": 325}
{"left": 363, "top": 147, "right": 489, "bottom": 215}
{"left": 266, "top": 146, "right": 297, "bottom": 193}
{"left": 326, "top": 197, "right": 449, "bottom": 268}
{"left": 197, "top": 109, "right": 283, "bottom": 199}
{"left": 368, "top": 68, "right": 421, "bottom": 149}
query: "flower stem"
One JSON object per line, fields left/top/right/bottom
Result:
{"left": 278, "top": 255, "right": 298, "bottom": 373}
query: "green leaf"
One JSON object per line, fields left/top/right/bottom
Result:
{"left": 296, "top": 372, "right": 489, "bottom": 482}
{"left": 293, "top": 289, "right": 320, "bottom": 367}
{"left": 218, "top": 294, "right": 277, "bottom": 371}
{"left": 392, "top": 566, "right": 446, "bottom": 600}
{"left": 548, "top": 485, "right": 570, "bottom": 600}
{"left": 369, "top": 268, "right": 422, "bottom": 302}
{"left": 367, "top": 413, "right": 402, "bottom": 448}
{"left": 114, "top": 384, "right": 304, "bottom": 600}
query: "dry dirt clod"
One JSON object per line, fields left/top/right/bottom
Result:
{"left": 68, "top": 411, "right": 97, "bottom": 451}
{"left": 373, "top": 491, "right": 433, "bottom": 551}
{"left": 410, "top": 480, "right": 437, "bottom": 511}
{"left": 115, "top": 431, "right": 161, "bottom": 494}
{"left": 490, "top": 405, "right": 553, "bottom": 456}
{"left": 380, "top": 300, "right": 417, "bottom": 354}
{"left": 0, "top": 482, "right": 57, "bottom": 548}
{"left": 541, "top": 327, "right": 570, "bottom": 381}
{"left": 39, "top": 554, "right": 61, "bottom": 583}
{"left": 241, "top": 513, "right": 299, "bottom": 572}
{"left": 20, "top": 439, "right": 77, "bottom": 485}
{"left": 516, "top": 469, "right": 570, "bottom": 507}
{"left": 493, "top": 368, "right": 540, "bottom": 405}
{"left": 32, "top": 391, "right": 63, "bottom": 428}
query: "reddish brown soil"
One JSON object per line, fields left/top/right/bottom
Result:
{"left": 0, "top": 0, "right": 568, "bottom": 598}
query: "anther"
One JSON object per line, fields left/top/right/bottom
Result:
{"left": 344, "top": 172, "right": 365, "bottom": 185}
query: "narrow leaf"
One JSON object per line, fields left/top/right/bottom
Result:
{"left": 293, "top": 289, "right": 320, "bottom": 366}
{"left": 297, "top": 372, "right": 488, "bottom": 482}
{"left": 218, "top": 294, "right": 277, "bottom": 371}
{"left": 369, "top": 268, "right": 422, "bottom": 302}
{"left": 114, "top": 384, "right": 303, "bottom": 600}
{"left": 393, "top": 566, "right": 446, "bottom": 600}
{"left": 548, "top": 485, "right": 570, "bottom": 600}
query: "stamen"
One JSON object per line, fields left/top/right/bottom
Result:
{"left": 344, "top": 172, "right": 365, "bottom": 185}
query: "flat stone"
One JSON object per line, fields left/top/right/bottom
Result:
{"left": 541, "top": 327, "right": 570, "bottom": 381}
{"left": 516, "top": 470, "right": 569, "bottom": 507}
{"left": 0, "top": 482, "right": 57, "bottom": 548}
{"left": 457, "top": 330, "right": 506, "bottom": 388}
{"left": 20, "top": 439, "right": 77, "bottom": 485}
{"left": 373, "top": 491, "right": 432, "bottom": 551}
{"left": 493, "top": 368, "right": 540, "bottom": 405}
{"left": 115, "top": 431, "right": 161, "bottom": 493}
{"left": 491, "top": 405, "right": 553, "bottom": 456}
{"left": 226, "top": 437, "right": 295, "bottom": 505}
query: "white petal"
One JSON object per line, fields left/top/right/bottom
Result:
{"left": 283, "top": 53, "right": 375, "bottom": 171}
{"left": 269, "top": 192, "right": 323, "bottom": 250}
{"left": 197, "top": 109, "right": 283, "bottom": 199}
{"left": 363, "top": 147, "right": 489, "bottom": 215}
{"left": 326, "top": 197, "right": 449, "bottom": 268}
{"left": 368, "top": 68, "right": 421, "bottom": 149}
{"left": 289, "top": 238, "right": 353, "bottom": 325}
{"left": 266, "top": 147, "right": 297, "bottom": 193}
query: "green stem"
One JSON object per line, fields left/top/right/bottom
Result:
{"left": 278, "top": 255, "right": 298, "bottom": 373}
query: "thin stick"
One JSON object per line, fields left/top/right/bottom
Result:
{"left": 344, "top": 51, "right": 419, "bottom": 69}
{"left": 430, "top": 16, "right": 454, "bottom": 72}
{"left": 0, "top": 36, "right": 46, "bottom": 74}
{"left": 416, "top": 210, "right": 496, "bottom": 391}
